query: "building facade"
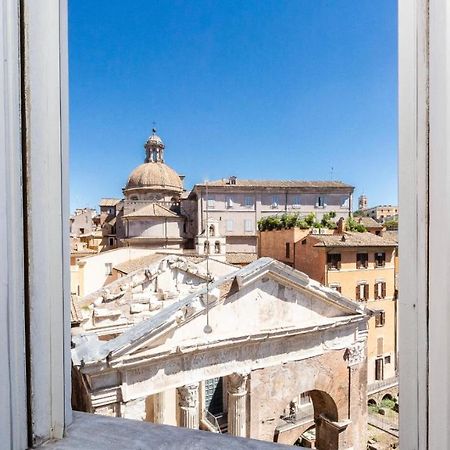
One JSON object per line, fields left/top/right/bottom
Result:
{"left": 119, "top": 130, "right": 186, "bottom": 248}
{"left": 188, "top": 178, "right": 354, "bottom": 255}
{"left": 259, "top": 224, "right": 398, "bottom": 387}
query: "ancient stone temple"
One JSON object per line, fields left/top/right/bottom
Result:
{"left": 72, "top": 258, "right": 371, "bottom": 449}
{"left": 120, "top": 129, "right": 185, "bottom": 248}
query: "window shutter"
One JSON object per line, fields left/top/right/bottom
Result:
{"left": 356, "top": 285, "right": 360, "bottom": 301}
{"left": 374, "top": 283, "right": 378, "bottom": 299}
{"left": 356, "top": 258, "right": 361, "bottom": 269}
{"left": 364, "top": 283, "right": 369, "bottom": 300}
{"left": 364, "top": 258, "right": 368, "bottom": 269}
{"left": 381, "top": 311, "right": 386, "bottom": 325}
{"left": 382, "top": 282, "right": 387, "bottom": 298}
{"left": 337, "top": 260, "right": 341, "bottom": 270}
{"left": 337, "top": 286, "right": 341, "bottom": 293}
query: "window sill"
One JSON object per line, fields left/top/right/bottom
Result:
{"left": 40, "top": 412, "right": 297, "bottom": 450}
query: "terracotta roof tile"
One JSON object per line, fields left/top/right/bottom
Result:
{"left": 114, "top": 254, "right": 166, "bottom": 274}
{"left": 356, "top": 216, "right": 383, "bottom": 228}
{"left": 196, "top": 179, "right": 354, "bottom": 189}
{"left": 311, "top": 232, "right": 397, "bottom": 248}
{"left": 99, "top": 198, "right": 121, "bottom": 207}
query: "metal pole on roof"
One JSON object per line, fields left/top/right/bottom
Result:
{"left": 204, "top": 179, "right": 212, "bottom": 334}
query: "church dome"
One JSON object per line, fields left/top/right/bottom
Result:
{"left": 125, "top": 161, "right": 183, "bottom": 194}
{"left": 124, "top": 129, "right": 184, "bottom": 197}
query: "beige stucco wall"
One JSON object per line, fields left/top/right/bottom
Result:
{"left": 326, "top": 249, "right": 395, "bottom": 301}
{"left": 367, "top": 299, "right": 397, "bottom": 384}
{"left": 128, "top": 219, "right": 183, "bottom": 239}
{"left": 295, "top": 241, "right": 397, "bottom": 387}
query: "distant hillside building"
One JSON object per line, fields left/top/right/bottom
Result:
{"left": 70, "top": 207, "right": 97, "bottom": 236}
{"left": 359, "top": 205, "right": 398, "bottom": 223}
{"left": 358, "top": 194, "right": 368, "bottom": 211}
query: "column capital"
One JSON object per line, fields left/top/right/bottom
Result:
{"left": 178, "top": 384, "right": 198, "bottom": 409}
{"left": 227, "top": 372, "right": 249, "bottom": 395}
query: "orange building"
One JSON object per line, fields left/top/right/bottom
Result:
{"left": 259, "top": 225, "right": 398, "bottom": 386}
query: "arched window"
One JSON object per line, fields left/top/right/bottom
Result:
{"left": 209, "top": 225, "right": 215, "bottom": 237}
{"left": 215, "top": 241, "right": 220, "bottom": 254}
{"left": 204, "top": 241, "right": 210, "bottom": 254}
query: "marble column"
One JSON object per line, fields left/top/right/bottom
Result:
{"left": 177, "top": 384, "right": 199, "bottom": 429}
{"left": 227, "top": 372, "right": 249, "bottom": 437}
{"left": 153, "top": 391, "right": 166, "bottom": 424}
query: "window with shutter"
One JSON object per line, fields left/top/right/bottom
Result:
{"left": 364, "top": 283, "right": 369, "bottom": 300}
{"left": 356, "top": 253, "right": 368, "bottom": 269}
{"left": 327, "top": 253, "right": 341, "bottom": 270}
{"left": 375, "top": 310, "right": 385, "bottom": 327}
{"left": 355, "top": 285, "right": 360, "bottom": 301}
{"left": 375, "top": 252, "right": 386, "bottom": 267}
{"left": 382, "top": 282, "right": 387, "bottom": 298}
{"left": 375, "top": 358, "right": 384, "bottom": 381}
{"left": 285, "top": 243, "right": 290, "bottom": 259}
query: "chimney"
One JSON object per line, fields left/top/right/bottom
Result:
{"left": 337, "top": 217, "right": 346, "bottom": 234}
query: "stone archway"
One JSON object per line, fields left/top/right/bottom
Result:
{"left": 309, "top": 390, "right": 343, "bottom": 450}
{"left": 274, "top": 389, "right": 344, "bottom": 450}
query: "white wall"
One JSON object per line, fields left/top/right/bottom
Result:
{"left": 79, "top": 248, "right": 156, "bottom": 295}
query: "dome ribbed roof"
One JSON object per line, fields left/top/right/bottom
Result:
{"left": 125, "top": 162, "right": 183, "bottom": 193}
{"left": 146, "top": 133, "right": 163, "bottom": 146}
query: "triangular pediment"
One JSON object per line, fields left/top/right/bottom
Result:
{"left": 74, "top": 258, "right": 369, "bottom": 365}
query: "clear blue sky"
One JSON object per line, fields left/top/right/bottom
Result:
{"left": 69, "top": 0, "right": 397, "bottom": 211}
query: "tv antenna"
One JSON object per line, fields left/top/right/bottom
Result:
{"left": 203, "top": 179, "right": 212, "bottom": 334}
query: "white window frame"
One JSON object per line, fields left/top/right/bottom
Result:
{"left": 207, "top": 194, "right": 215, "bottom": 209}
{"left": 271, "top": 195, "right": 279, "bottom": 208}
{"left": 244, "top": 219, "right": 253, "bottom": 232}
{"left": 244, "top": 196, "right": 254, "bottom": 207}
{"left": 292, "top": 195, "right": 301, "bottom": 208}
{"left": 0, "top": 0, "right": 446, "bottom": 448}
{"left": 226, "top": 219, "right": 234, "bottom": 232}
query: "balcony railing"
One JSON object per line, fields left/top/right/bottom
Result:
{"left": 368, "top": 376, "right": 399, "bottom": 394}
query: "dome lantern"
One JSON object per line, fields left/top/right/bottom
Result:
{"left": 144, "top": 128, "right": 165, "bottom": 163}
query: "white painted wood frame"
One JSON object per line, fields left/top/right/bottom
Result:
{"left": 399, "top": 0, "right": 450, "bottom": 448}
{"left": 1, "top": 0, "right": 448, "bottom": 448}
{"left": 1, "top": 0, "right": 70, "bottom": 448}
{"left": 21, "top": 0, "right": 71, "bottom": 445}
{"left": 0, "top": 0, "right": 28, "bottom": 448}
